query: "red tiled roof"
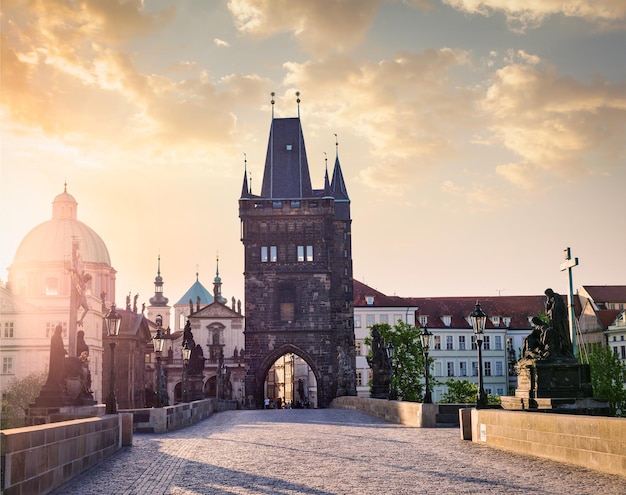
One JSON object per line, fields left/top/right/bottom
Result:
{"left": 581, "top": 286, "right": 626, "bottom": 304}
{"left": 353, "top": 280, "right": 414, "bottom": 307}
{"left": 597, "top": 309, "right": 621, "bottom": 328}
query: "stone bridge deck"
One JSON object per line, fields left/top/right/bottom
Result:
{"left": 50, "top": 409, "right": 626, "bottom": 495}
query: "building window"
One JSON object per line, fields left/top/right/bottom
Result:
{"left": 446, "top": 336, "right": 453, "bottom": 350}
{"left": 280, "top": 303, "right": 295, "bottom": 322}
{"left": 261, "top": 246, "right": 268, "bottom": 262}
{"left": 484, "top": 361, "right": 492, "bottom": 376}
{"left": 433, "top": 335, "right": 441, "bottom": 351}
{"left": 355, "top": 341, "right": 362, "bottom": 355}
{"left": 447, "top": 362, "right": 455, "bottom": 377}
{"left": 45, "top": 277, "right": 59, "bottom": 295}
{"left": 491, "top": 316, "right": 500, "bottom": 327}
{"left": 494, "top": 335, "right": 502, "bottom": 350}
{"left": 495, "top": 361, "right": 504, "bottom": 376}
{"left": 3, "top": 322, "right": 14, "bottom": 338}
{"left": 471, "top": 335, "right": 477, "bottom": 350}
{"left": 483, "top": 336, "right": 490, "bottom": 350}
{"left": 297, "top": 245, "right": 313, "bottom": 262}
{"left": 442, "top": 315, "right": 451, "bottom": 327}
{"left": 354, "top": 315, "right": 361, "bottom": 328}
{"left": 270, "top": 246, "right": 277, "bottom": 262}
{"left": 356, "top": 371, "right": 363, "bottom": 386}
{"left": 306, "top": 245, "right": 313, "bottom": 262}
{"left": 379, "top": 314, "right": 388, "bottom": 324}
{"left": 459, "top": 361, "right": 467, "bottom": 377}
{"left": 2, "top": 357, "right": 13, "bottom": 375}
{"left": 419, "top": 315, "right": 428, "bottom": 326}
{"left": 496, "top": 387, "right": 505, "bottom": 396}
{"left": 366, "top": 315, "right": 375, "bottom": 327}
{"left": 621, "top": 346, "right": 626, "bottom": 360}
{"left": 458, "top": 335, "right": 466, "bottom": 350}
{"left": 471, "top": 361, "right": 478, "bottom": 376}
{"left": 290, "top": 200, "right": 300, "bottom": 208}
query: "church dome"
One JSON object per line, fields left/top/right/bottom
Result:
{"left": 11, "top": 185, "right": 111, "bottom": 267}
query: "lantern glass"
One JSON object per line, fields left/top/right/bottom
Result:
{"left": 103, "top": 304, "right": 122, "bottom": 337}
{"left": 419, "top": 325, "right": 432, "bottom": 352}
{"left": 152, "top": 327, "right": 165, "bottom": 353}
{"left": 470, "top": 301, "right": 487, "bottom": 335}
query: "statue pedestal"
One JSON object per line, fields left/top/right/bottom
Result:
{"left": 188, "top": 374, "right": 205, "bottom": 401}
{"left": 25, "top": 404, "right": 106, "bottom": 426}
{"left": 502, "top": 358, "right": 609, "bottom": 415}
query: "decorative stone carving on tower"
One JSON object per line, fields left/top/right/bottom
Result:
{"left": 239, "top": 94, "right": 357, "bottom": 408}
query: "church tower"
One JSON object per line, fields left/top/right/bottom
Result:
{"left": 239, "top": 95, "right": 356, "bottom": 408}
{"left": 146, "top": 256, "right": 171, "bottom": 328}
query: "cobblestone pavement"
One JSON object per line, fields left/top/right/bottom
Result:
{"left": 50, "top": 409, "right": 626, "bottom": 495}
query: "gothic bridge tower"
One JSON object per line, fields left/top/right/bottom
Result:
{"left": 239, "top": 97, "right": 356, "bottom": 408}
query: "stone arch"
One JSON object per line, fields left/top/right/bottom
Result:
{"left": 255, "top": 343, "right": 322, "bottom": 406}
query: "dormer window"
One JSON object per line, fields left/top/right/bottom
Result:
{"left": 419, "top": 315, "right": 428, "bottom": 326}
{"left": 491, "top": 316, "right": 500, "bottom": 327}
{"left": 442, "top": 315, "right": 451, "bottom": 327}
{"left": 365, "top": 296, "right": 374, "bottom": 305}
{"left": 503, "top": 317, "right": 511, "bottom": 327}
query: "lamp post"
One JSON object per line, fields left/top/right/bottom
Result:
{"left": 103, "top": 304, "right": 122, "bottom": 414}
{"left": 470, "top": 300, "right": 488, "bottom": 409}
{"left": 182, "top": 340, "right": 191, "bottom": 402}
{"left": 385, "top": 342, "right": 395, "bottom": 400}
{"left": 419, "top": 325, "right": 433, "bottom": 404}
{"left": 152, "top": 322, "right": 166, "bottom": 407}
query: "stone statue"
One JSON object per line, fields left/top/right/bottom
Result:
{"left": 522, "top": 317, "right": 561, "bottom": 361}
{"left": 133, "top": 293, "right": 139, "bottom": 313}
{"left": 69, "top": 250, "right": 91, "bottom": 326}
{"left": 45, "top": 324, "right": 67, "bottom": 388}
{"left": 189, "top": 344, "right": 205, "bottom": 375}
{"left": 367, "top": 326, "right": 392, "bottom": 399}
{"left": 126, "top": 293, "right": 131, "bottom": 311}
{"left": 545, "top": 288, "right": 573, "bottom": 357}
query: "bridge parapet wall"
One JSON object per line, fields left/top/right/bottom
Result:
{"left": 469, "top": 408, "right": 626, "bottom": 477}
{"left": 124, "top": 398, "right": 232, "bottom": 433}
{"left": 1, "top": 414, "right": 121, "bottom": 495}
{"left": 331, "top": 396, "right": 447, "bottom": 427}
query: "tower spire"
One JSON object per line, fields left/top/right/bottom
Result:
{"left": 324, "top": 152, "right": 330, "bottom": 191}
{"left": 240, "top": 153, "right": 250, "bottom": 198}
{"left": 149, "top": 255, "right": 169, "bottom": 307}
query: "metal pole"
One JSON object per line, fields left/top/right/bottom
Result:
{"left": 423, "top": 351, "right": 432, "bottom": 404}
{"left": 106, "top": 342, "right": 117, "bottom": 414}
{"left": 477, "top": 338, "right": 486, "bottom": 408}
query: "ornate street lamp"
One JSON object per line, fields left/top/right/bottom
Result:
{"left": 385, "top": 342, "right": 395, "bottom": 400}
{"left": 182, "top": 340, "right": 191, "bottom": 402}
{"left": 103, "top": 304, "right": 122, "bottom": 414}
{"left": 152, "top": 322, "right": 167, "bottom": 407}
{"left": 470, "top": 300, "right": 488, "bottom": 408}
{"left": 419, "top": 325, "right": 433, "bottom": 404}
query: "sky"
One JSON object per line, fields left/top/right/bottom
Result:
{"left": 2, "top": 0, "right": 626, "bottom": 314}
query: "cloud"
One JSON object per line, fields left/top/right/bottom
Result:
{"left": 214, "top": 38, "right": 230, "bottom": 47}
{"left": 0, "top": 1, "right": 268, "bottom": 158}
{"left": 442, "top": 0, "right": 626, "bottom": 31}
{"left": 482, "top": 50, "right": 626, "bottom": 187}
{"left": 227, "top": 0, "right": 384, "bottom": 56}
{"left": 282, "top": 49, "right": 476, "bottom": 191}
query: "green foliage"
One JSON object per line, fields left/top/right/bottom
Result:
{"left": 366, "top": 321, "right": 434, "bottom": 402}
{"left": 441, "top": 379, "right": 477, "bottom": 403}
{"left": 441, "top": 379, "right": 501, "bottom": 405}
{"left": 587, "top": 345, "right": 626, "bottom": 417}
{"left": 1, "top": 372, "right": 47, "bottom": 429}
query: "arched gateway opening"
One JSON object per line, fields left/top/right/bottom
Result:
{"left": 259, "top": 345, "right": 319, "bottom": 408}
{"left": 239, "top": 109, "right": 357, "bottom": 409}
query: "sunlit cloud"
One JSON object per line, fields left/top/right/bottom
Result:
{"left": 442, "top": 0, "right": 626, "bottom": 32}
{"left": 214, "top": 38, "right": 230, "bottom": 47}
{"left": 227, "top": 0, "right": 384, "bottom": 56}
{"left": 282, "top": 49, "right": 475, "bottom": 191}
{"left": 482, "top": 51, "right": 626, "bottom": 186}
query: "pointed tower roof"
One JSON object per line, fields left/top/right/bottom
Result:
{"left": 240, "top": 154, "right": 251, "bottom": 199}
{"left": 176, "top": 271, "right": 213, "bottom": 306}
{"left": 149, "top": 255, "right": 169, "bottom": 307}
{"left": 323, "top": 153, "right": 330, "bottom": 192}
{"left": 213, "top": 256, "right": 227, "bottom": 304}
{"left": 260, "top": 117, "right": 313, "bottom": 199}
{"left": 329, "top": 139, "right": 350, "bottom": 220}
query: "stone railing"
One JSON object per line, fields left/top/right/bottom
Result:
{"left": 466, "top": 407, "right": 626, "bottom": 477}
{"left": 330, "top": 396, "right": 463, "bottom": 427}
{"left": 122, "top": 398, "right": 238, "bottom": 433}
{"left": 1, "top": 413, "right": 130, "bottom": 495}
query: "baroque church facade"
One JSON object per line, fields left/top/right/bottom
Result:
{"left": 239, "top": 102, "right": 358, "bottom": 408}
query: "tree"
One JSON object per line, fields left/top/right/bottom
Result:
{"left": 1, "top": 371, "right": 47, "bottom": 429}
{"left": 441, "top": 379, "right": 477, "bottom": 404}
{"left": 587, "top": 345, "right": 626, "bottom": 417}
{"left": 364, "top": 321, "right": 433, "bottom": 402}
